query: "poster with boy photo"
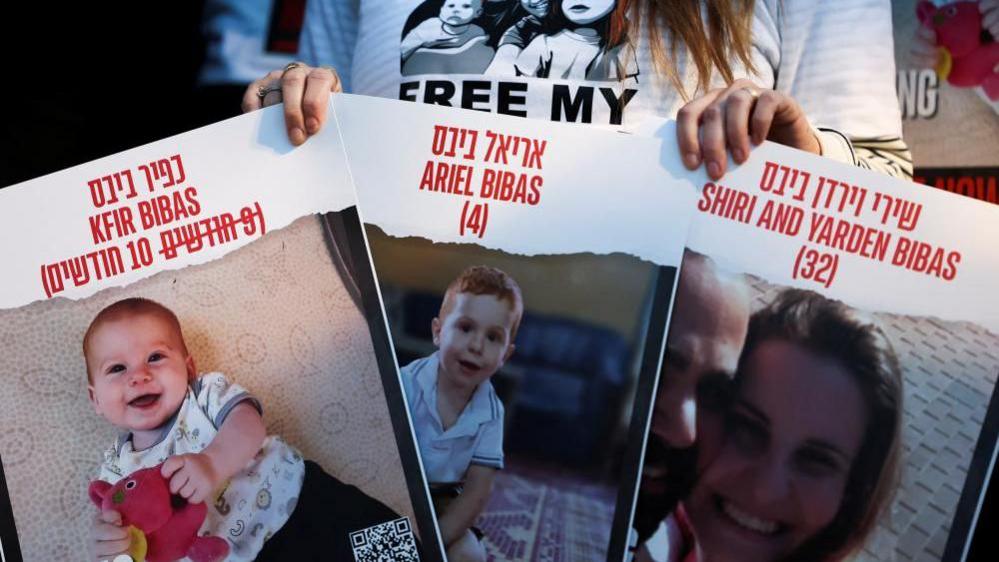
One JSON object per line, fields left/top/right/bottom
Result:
{"left": 0, "top": 106, "right": 442, "bottom": 562}
{"left": 332, "top": 94, "right": 697, "bottom": 562}
{"left": 630, "top": 120, "right": 999, "bottom": 562}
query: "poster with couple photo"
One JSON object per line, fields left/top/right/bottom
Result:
{"left": 0, "top": 105, "right": 442, "bottom": 562}
{"left": 332, "top": 94, "right": 697, "bottom": 562}
{"left": 631, "top": 121, "right": 999, "bottom": 562}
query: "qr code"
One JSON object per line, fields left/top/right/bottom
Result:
{"left": 350, "top": 516, "right": 420, "bottom": 562}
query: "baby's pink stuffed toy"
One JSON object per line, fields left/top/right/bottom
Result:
{"left": 917, "top": 0, "right": 999, "bottom": 100}
{"left": 89, "top": 465, "right": 229, "bottom": 562}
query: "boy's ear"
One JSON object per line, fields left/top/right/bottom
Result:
{"left": 431, "top": 317, "right": 442, "bottom": 346}
{"left": 502, "top": 343, "right": 516, "bottom": 364}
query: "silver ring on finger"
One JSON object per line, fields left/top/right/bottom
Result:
{"left": 281, "top": 61, "right": 305, "bottom": 77}
{"left": 256, "top": 83, "right": 282, "bottom": 101}
{"left": 739, "top": 86, "right": 761, "bottom": 100}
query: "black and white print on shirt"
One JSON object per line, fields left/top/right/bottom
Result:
{"left": 400, "top": 0, "right": 639, "bottom": 82}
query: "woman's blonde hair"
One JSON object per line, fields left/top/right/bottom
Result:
{"left": 636, "top": 0, "right": 757, "bottom": 99}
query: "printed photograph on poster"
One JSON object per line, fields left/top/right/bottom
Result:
{"left": 368, "top": 231, "right": 673, "bottom": 562}
{"left": 333, "top": 94, "right": 697, "bottom": 561}
{"left": 893, "top": 0, "right": 999, "bottom": 205}
{"left": 0, "top": 106, "right": 441, "bottom": 562}
{"left": 630, "top": 125, "right": 999, "bottom": 562}
{"left": 398, "top": 0, "right": 638, "bottom": 82}
{"left": 338, "top": 0, "right": 659, "bottom": 127}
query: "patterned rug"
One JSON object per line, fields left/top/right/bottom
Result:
{"left": 476, "top": 458, "right": 616, "bottom": 562}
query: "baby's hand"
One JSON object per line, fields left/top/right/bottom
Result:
{"left": 161, "top": 453, "right": 221, "bottom": 505}
{"left": 92, "top": 510, "right": 129, "bottom": 562}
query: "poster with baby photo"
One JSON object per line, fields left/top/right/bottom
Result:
{"left": 892, "top": 0, "right": 999, "bottom": 206}
{"left": 331, "top": 94, "right": 697, "bottom": 562}
{"left": 0, "top": 105, "right": 443, "bottom": 562}
{"left": 630, "top": 120, "right": 999, "bottom": 562}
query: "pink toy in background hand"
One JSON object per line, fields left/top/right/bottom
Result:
{"left": 89, "top": 465, "right": 229, "bottom": 562}
{"left": 917, "top": 0, "right": 999, "bottom": 100}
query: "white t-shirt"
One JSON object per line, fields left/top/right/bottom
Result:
{"left": 400, "top": 352, "right": 505, "bottom": 484}
{"left": 97, "top": 372, "right": 306, "bottom": 562}
{"left": 298, "top": 0, "right": 908, "bottom": 177}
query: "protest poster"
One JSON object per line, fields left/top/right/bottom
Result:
{"left": 0, "top": 105, "right": 440, "bottom": 562}
{"left": 333, "top": 93, "right": 697, "bottom": 562}
{"left": 892, "top": 0, "right": 999, "bottom": 205}
{"left": 632, "top": 120, "right": 999, "bottom": 562}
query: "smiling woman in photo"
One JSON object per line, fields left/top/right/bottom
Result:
{"left": 684, "top": 289, "right": 902, "bottom": 562}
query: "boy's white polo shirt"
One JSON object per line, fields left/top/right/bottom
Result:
{"left": 400, "top": 352, "right": 505, "bottom": 484}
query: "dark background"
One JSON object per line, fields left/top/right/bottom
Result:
{"left": 968, "top": 476, "right": 995, "bottom": 561}
{"left": 1, "top": 3, "right": 218, "bottom": 188}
